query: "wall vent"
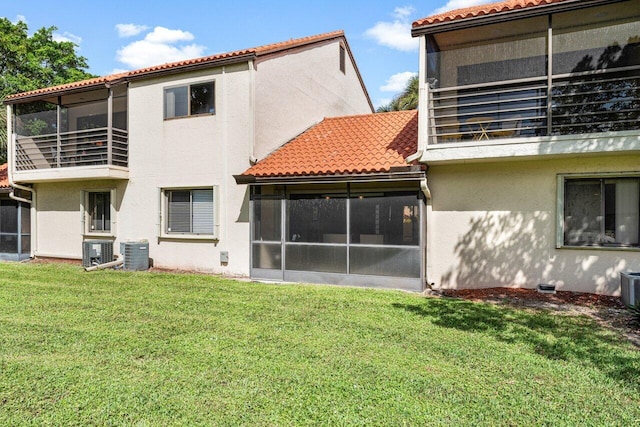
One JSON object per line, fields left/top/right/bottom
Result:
{"left": 82, "top": 240, "right": 114, "bottom": 267}
{"left": 120, "top": 241, "right": 149, "bottom": 271}
{"left": 537, "top": 283, "right": 556, "bottom": 294}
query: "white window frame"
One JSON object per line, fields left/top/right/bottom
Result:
{"left": 163, "top": 80, "right": 215, "bottom": 120}
{"left": 557, "top": 172, "right": 640, "bottom": 251}
{"left": 159, "top": 186, "right": 219, "bottom": 240}
{"left": 81, "top": 188, "right": 117, "bottom": 237}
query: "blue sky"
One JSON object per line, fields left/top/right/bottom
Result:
{"left": 1, "top": 0, "right": 491, "bottom": 109}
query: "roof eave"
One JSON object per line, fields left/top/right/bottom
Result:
{"left": 234, "top": 169, "right": 425, "bottom": 185}
{"left": 3, "top": 79, "right": 126, "bottom": 105}
{"left": 127, "top": 52, "right": 257, "bottom": 82}
{"left": 411, "top": 0, "right": 615, "bottom": 36}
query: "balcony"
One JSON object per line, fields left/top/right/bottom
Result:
{"left": 421, "top": 0, "right": 640, "bottom": 162}
{"left": 428, "top": 66, "right": 640, "bottom": 144}
{"left": 10, "top": 86, "right": 129, "bottom": 182}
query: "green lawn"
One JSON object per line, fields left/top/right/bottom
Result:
{"left": 0, "top": 263, "right": 638, "bottom": 426}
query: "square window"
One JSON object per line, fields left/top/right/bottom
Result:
{"left": 164, "top": 188, "right": 216, "bottom": 236}
{"left": 88, "top": 192, "right": 111, "bottom": 233}
{"left": 164, "top": 81, "right": 215, "bottom": 119}
{"left": 562, "top": 176, "right": 640, "bottom": 247}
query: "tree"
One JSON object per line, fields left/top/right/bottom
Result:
{"left": 0, "top": 18, "right": 95, "bottom": 163}
{"left": 377, "top": 75, "right": 419, "bottom": 113}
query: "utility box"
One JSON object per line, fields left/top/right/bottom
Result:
{"left": 120, "top": 241, "right": 149, "bottom": 271}
{"left": 82, "top": 240, "right": 114, "bottom": 267}
{"left": 620, "top": 272, "right": 640, "bottom": 306}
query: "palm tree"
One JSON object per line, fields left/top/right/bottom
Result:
{"left": 377, "top": 75, "right": 419, "bottom": 112}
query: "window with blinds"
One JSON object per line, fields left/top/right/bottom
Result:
{"left": 165, "top": 188, "right": 214, "bottom": 235}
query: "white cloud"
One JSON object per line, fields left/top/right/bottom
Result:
{"left": 53, "top": 31, "right": 82, "bottom": 45}
{"left": 364, "top": 6, "right": 419, "bottom": 52}
{"left": 380, "top": 71, "right": 417, "bottom": 93}
{"left": 13, "top": 15, "right": 27, "bottom": 24}
{"left": 115, "top": 23, "right": 149, "bottom": 38}
{"left": 144, "top": 26, "right": 194, "bottom": 44}
{"left": 116, "top": 26, "right": 205, "bottom": 69}
{"left": 432, "top": 0, "right": 494, "bottom": 15}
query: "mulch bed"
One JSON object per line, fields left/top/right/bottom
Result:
{"left": 440, "top": 287, "right": 640, "bottom": 346}
{"left": 442, "top": 287, "right": 627, "bottom": 309}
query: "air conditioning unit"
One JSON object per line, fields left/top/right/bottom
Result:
{"left": 620, "top": 272, "right": 640, "bottom": 306}
{"left": 82, "top": 240, "right": 114, "bottom": 267}
{"left": 120, "top": 241, "right": 149, "bottom": 271}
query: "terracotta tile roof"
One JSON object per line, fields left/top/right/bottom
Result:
{"left": 4, "top": 73, "right": 130, "bottom": 102}
{"left": 413, "top": 0, "right": 571, "bottom": 28}
{"left": 0, "top": 163, "right": 9, "bottom": 189}
{"left": 5, "top": 31, "right": 345, "bottom": 102}
{"left": 241, "top": 110, "right": 418, "bottom": 179}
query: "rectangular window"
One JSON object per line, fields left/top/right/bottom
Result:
{"left": 339, "top": 45, "right": 346, "bottom": 74}
{"left": 164, "top": 81, "right": 215, "bottom": 119}
{"left": 562, "top": 177, "right": 640, "bottom": 247}
{"left": 88, "top": 191, "right": 111, "bottom": 233}
{"left": 165, "top": 188, "right": 215, "bottom": 236}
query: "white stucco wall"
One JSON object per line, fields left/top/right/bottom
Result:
{"left": 254, "top": 39, "right": 372, "bottom": 159}
{"left": 427, "top": 154, "right": 640, "bottom": 295}
{"left": 118, "top": 63, "right": 253, "bottom": 275}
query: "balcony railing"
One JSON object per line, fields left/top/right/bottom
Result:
{"left": 427, "top": 66, "right": 640, "bottom": 144}
{"left": 15, "top": 127, "right": 128, "bottom": 171}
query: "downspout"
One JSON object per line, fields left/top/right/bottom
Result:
{"left": 85, "top": 254, "right": 123, "bottom": 272}
{"left": 420, "top": 176, "right": 431, "bottom": 200}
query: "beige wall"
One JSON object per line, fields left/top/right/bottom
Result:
{"left": 120, "top": 63, "right": 253, "bottom": 275}
{"left": 33, "top": 180, "right": 126, "bottom": 259}
{"left": 427, "top": 154, "right": 640, "bottom": 295}
{"left": 254, "top": 39, "right": 372, "bottom": 159}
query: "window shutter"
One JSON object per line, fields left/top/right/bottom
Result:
{"left": 192, "top": 189, "right": 214, "bottom": 234}
{"left": 168, "top": 191, "right": 191, "bottom": 233}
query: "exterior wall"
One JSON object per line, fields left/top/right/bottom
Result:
{"left": 14, "top": 38, "right": 373, "bottom": 276}
{"left": 427, "top": 154, "right": 640, "bottom": 295}
{"left": 254, "top": 39, "right": 372, "bottom": 159}
{"left": 33, "top": 180, "right": 125, "bottom": 259}
{"left": 119, "top": 63, "right": 252, "bottom": 275}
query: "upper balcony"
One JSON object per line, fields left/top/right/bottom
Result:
{"left": 9, "top": 85, "right": 129, "bottom": 182}
{"left": 420, "top": 1, "right": 640, "bottom": 162}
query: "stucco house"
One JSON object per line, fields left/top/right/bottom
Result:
{"left": 236, "top": 110, "right": 425, "bottom": 291}
{"left": 3, "top": 31, "right": 372, "bottom": 274}
{"left": 411, "top": 0, "right": 640, "bottom": 294}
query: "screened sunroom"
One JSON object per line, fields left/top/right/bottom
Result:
{"left": 250, "top": 181, "right": 425, "bottom": 291}
{"left": 236, "top": 110, "right": 423, "bottom": 291}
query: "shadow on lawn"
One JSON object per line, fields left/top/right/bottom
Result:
{"left": 393, "top": 298, "right": 640, "bottom": 391}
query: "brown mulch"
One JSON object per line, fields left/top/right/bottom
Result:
{"left": 442, "top": 287, "right": 626, "bottom": 309}
{"left": 439, "top": 287, "right": 639, "bottom": 346}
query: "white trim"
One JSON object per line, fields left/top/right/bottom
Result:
{"left": 421, "top": 131, "right": 640, "bottom": 164}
